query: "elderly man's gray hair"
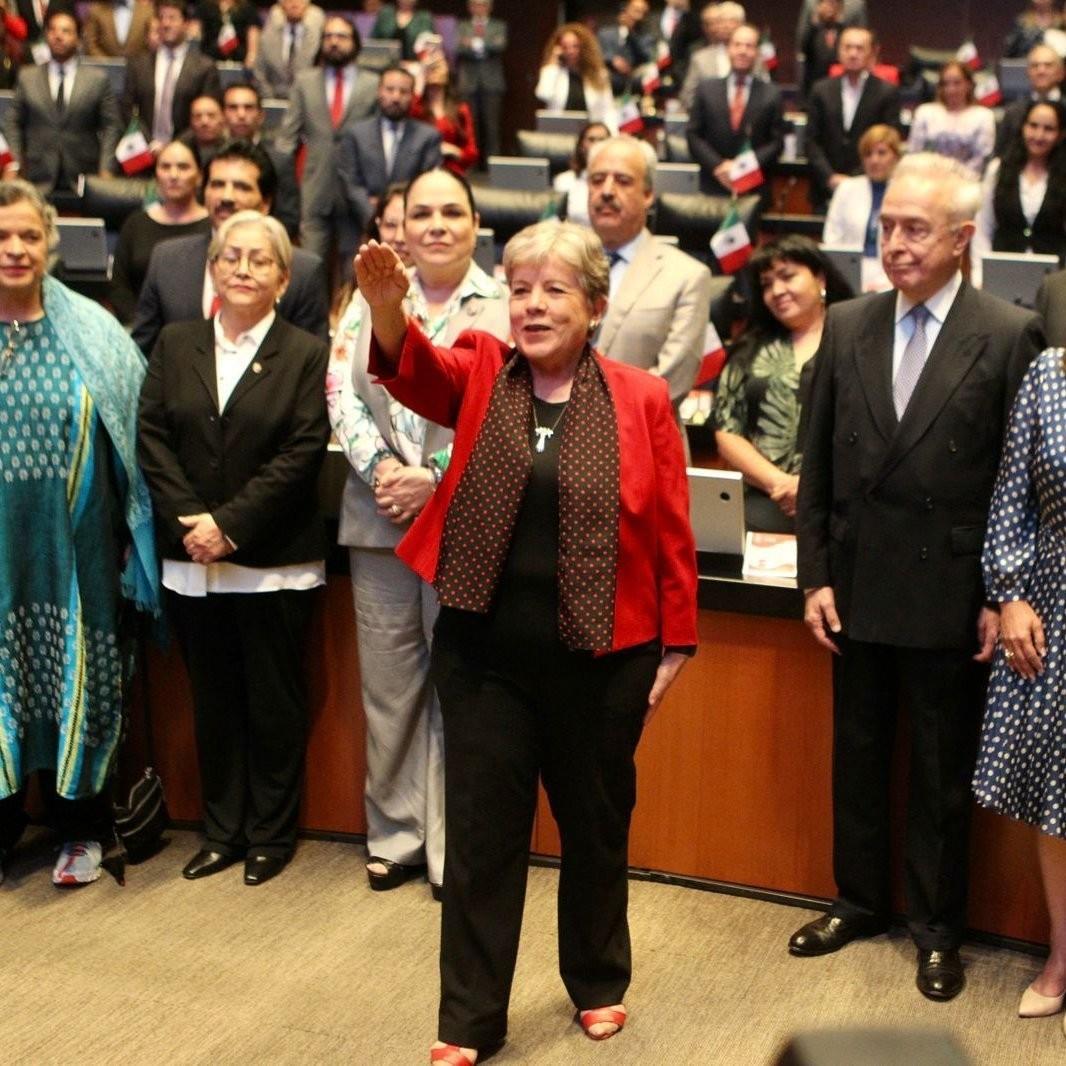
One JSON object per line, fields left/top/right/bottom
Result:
{"left": 586, "top": 134, "right": 658, "bottom": 192}
{"left": 889, "top": 152, "right": 982, "bottom": 225}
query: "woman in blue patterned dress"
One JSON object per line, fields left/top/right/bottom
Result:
{"left": 0, "top": 180, "right": 159, "bottom": 887}
{"left": 975, "top": 347, "right": 1066, "bottom": 1026}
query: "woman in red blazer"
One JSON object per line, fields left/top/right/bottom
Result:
{"left": 356, "top": 220, "right": 697, "bottom": 1066}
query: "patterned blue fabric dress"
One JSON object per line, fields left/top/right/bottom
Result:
{"left": 974, "top": 349, "right": 1066, "bottom": 838}
{"left": 0, "top": 317, "right": 126, "bottom": 801}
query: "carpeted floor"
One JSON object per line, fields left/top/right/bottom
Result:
{"left": 0, "top": 828, "right": 1061, "bottom": 1065}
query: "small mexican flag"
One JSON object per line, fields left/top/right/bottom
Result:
{"left": 956, "top": 40, "right": 980, "bottom": 71}
{"left": 975, "top": 71, "right": 1002, "bottom": 107}
{"left": 710, "top": 205, "right": 752, "bottom": 274}
{"left": 638, "top": 62, "right": 661, "bottom": 94}
{"left": 729, "top": 142, "right": 764, "bottom": 194}
{"left": 217, "top": 19, "right": 239, "bottom": 56}
{"left": 656, "top": 38, "right": 672, "bottom": 70}
{"left": 115, "top": 121, "right": 153, "bottom": 175}
{"left": 0, "top": 132, "right": 12, "bottom": 170}
{"left": 759, "top": 32, "right": 778, "bottom": 73}
{"left": 695, "top": 321, "right": 727, "bottom": 386}
{"left": 618, "top": 96, "right": 644, "bottom": 134}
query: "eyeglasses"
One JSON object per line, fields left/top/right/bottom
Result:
{"left": 213, "top": 248, "right": 278, "bottom": 277}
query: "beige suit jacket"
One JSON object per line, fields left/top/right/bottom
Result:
{"left": 84, "top": 0, "right": 154, "bottom": 58}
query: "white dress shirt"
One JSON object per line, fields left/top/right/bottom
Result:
{"left": 605, "top": 230, "right": 646, "bottom": 299}
{"left": 892, "top": 271, "right": 963, "bottom": 383}
{"left": 154, "top": 42, "right": 189, "bottom": 100}
{"left": 112, "top": 0, "right": 133, "bottom": 45}
{"left": 840, "top": 71, "right": 869, "bottom": 131}
{"left": 47, "top": 59, "right": 77, "bottom": 103}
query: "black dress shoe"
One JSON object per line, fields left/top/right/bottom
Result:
{"left": 916, "top": 948, "right": 965, "bottom": 1001}
{"left": 182, "top": 849, "right": 237, "bottom": 880}
{"left": 244, "top": 853, "right": 288, "bottom": 885}
{"left": 788, "top": 913, "right": 889, "bottom": 957}
{"left": 430, "top": 882, "right": 443, "bottom": 902}
{"left": 365, "top": 856, "right": 426, "bottom": 891}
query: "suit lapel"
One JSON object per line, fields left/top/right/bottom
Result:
{"left": 852, "top": 291, "right": 898, "bottom": 442}
{"left": 189, "top": 320, "right": 220, "bottom": 412}
{"left": 598, "top": 233, "right": 661, "bottom": 352}
{"left": 222, "top": 318, "right": 281, "bottom": 413}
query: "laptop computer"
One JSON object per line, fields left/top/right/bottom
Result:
{"left": 981, "top": 252, "right": 1060, "bottom": 309}
{"left": 687, "top": 468, "right": 745, "bottom": 556}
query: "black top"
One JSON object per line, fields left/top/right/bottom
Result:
{"left": 993, "top": 170, "right": 1066, "bottom": 264}
{"left": 196, "top": 0, "right": 261, "bottom": 63}
{"left": 109, "top": 210, "right": 211, "bottom": 326}
{"left": 564, "top": 71, "right": 587, "bottom": 113}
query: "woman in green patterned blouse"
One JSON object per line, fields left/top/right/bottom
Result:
{"left": 712, "top": 236, "right": 852, "bottom": 533}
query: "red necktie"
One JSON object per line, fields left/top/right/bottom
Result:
{"left": 330, "top": 69, "right": 345, "bottom": 129}
{"left": 730, "top": 74, "right": 746, "bottom": 132}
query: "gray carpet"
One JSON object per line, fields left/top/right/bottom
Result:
{"left": 0, "top": 829, "right": 1062, "bottom": 1065}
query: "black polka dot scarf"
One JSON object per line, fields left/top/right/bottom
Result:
{"left": 435, "top": 345, "right": 620, "bottom": 652}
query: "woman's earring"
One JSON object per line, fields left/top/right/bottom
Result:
{"left": 819, "top": 287, "right": 827, "bottom": 304}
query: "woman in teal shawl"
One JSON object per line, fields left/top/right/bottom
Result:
{"left": 0, "top": 180, "right": 159, "bottom": 887}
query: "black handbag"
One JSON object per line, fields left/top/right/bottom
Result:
{"left": 114, "top": 766, "right": 169, "bottom": 860}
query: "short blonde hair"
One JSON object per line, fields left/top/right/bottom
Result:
{"left": 0, "top": 178, "right": 58, "bottom": 250}
{"left": 858, "top": 123, "right": 903, "bottom": 159}
{"left": 503, "top": 220, "right": 609, "bottom": 305}
{"left": 208, "top": 209, "right": 293, "bottom": 275}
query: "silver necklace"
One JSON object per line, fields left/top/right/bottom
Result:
{"left": 0, "top": 320, "right": 21, "bottom": 378}
{"left": 532, "top": 399, "right": 568, "bottom": 453}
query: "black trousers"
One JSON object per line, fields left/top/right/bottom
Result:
{"left": 829, "top": 636, "right": 988, "bottom": 950}
{"left": 431, "top": 609, "right": 660, "bottom": 1049}
{"left": 167, "top": 589, "right": 316, "bottom": 859}
{"left": 0, "top": 775, "right": 111, "bottom": 849}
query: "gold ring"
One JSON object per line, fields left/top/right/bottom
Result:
{"left": 391, "top": 504, "right": 401, "bottom": 516}
{"left": 1004, "top": 649, "right": 1015, "bottom": 660}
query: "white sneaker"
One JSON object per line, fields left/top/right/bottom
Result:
{"left": 52, "top": 841, "right": 102, "bottom": 886}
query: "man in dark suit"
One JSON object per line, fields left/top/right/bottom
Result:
{"left": 790, "top": 153, "right": 1045, "bottom": 1000}
{"left": 2, "top": 9, "right": 121, "bottom": 192}
{"left": 597, "top": 0, "right": 654, "bottom": 97}
{"left": 805, "top": 26, "right": 900, "bottom": 212}
{"left": 995, "top": 43, "right": 1064, "bottom": 157}
{"left": 222, "top": 81, "right": 300, "bottom": 238}
{"left": 338, "top": 65, "right": 443, "bottom": 235}
{"left": 455, "top": 0, "right": 507, "bottom": 165}
{"left": 1035, "top": 267, "right": 1066, "bottom": 347}
{"left": 685, "top": 22, "right": 784, "bottom": 198}
{"left": 132, "top": 141, "right": 328, "bottom": 355}
{"left": 654, "top": 0, "right": 701, "bottom": 99}
{"left": 122, "top": 0, "right": 221, "bottom": 150}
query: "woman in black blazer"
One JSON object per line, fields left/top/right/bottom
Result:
{"left": 138, "top": 210, "right": 330, "bottom": 886}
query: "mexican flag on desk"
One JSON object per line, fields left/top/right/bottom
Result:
{"left": 638, "top": 62, "right": 661, "bottom": 95}
{"left": 975, "top": 71, "right": 1002, "bottom": 107}
{"left": 729, "top": 141, "right": 764, "bottom": 194}
{"left": 656, "top": 38, "right": 672, "bottom": 70}
{"left": 618, "top": 96, "right": 644, "bottom": 134}
{"left": 115, "top": 121, "right": 153, "bottom": 175}
{"left": 710, "top": 205, "right": 752, "bottom": 274}
{"left": 695, "top": 320, "right": 727, "bottom": 386}
{"left": 759, "top": 32, "right": 778, "bottom": 73}
{"left": 956, "top": 40, "right": 981, "bottom": 71}
{"left": 0, "top": 132, "right": 12, "bottom": 170}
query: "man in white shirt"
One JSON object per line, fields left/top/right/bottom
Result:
{"left": 2, "top": 9, "right": 121, "bottom": 191}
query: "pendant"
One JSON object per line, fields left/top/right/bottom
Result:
{"left": 534, "top": 426, "right": 553, "bottom": 453}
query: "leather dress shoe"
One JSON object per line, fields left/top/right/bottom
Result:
{"left": 182, "top": 849, "right": 237, "bottom": 880}
{"left": 788, "top": 913, "right": 889, "bottom": 957}
{"left": 244, "top": 853, "right": 288, "bottom": 885}
{"left": 916, "top": 948, "right": 965, "bottom": 1001}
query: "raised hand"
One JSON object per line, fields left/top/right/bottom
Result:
{"left": 354, "top": 240, "right": 409, "bottom": 311}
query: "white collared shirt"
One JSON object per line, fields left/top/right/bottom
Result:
{"left": 113, "top": 0, "right": 133, "bottom": 44}
{"left": 726, "top": 69, "right": 752, "bottom": 110}
{"left": 214, "top": 308, "right": 275, "bottom": 412}
{"left": 840, "top": 70, "right": 869, "bottom": 131}
{"left": 605, "top": 230, "right": 646, "bottom": 299}
{"left": 381, "top": 116, "right": 404, "bottom": 171}
{"left": 892, "top": 271, "right": 963, "bottom": 382}
{"left": 154, "top": 42, "right": 189, "bottom": 100}
{"left": 48, "top": 59, "right": 77, "bottom": 103}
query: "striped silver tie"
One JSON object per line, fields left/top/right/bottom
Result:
{"left": 893, "top": 303, "right": 929, "bottom": 419}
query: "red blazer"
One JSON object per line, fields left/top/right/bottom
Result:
{"left": 369, "top": 324, "right": 698, "bottom": 653}
{"left": 412, "top": 97, "right": 479, "bottom": 174}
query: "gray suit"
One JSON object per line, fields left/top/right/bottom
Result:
{"left": 5, "top": 63, "right": 121, "bottom": 191}
{"left": 1035, "top": 268, "right": 1066, "bottom": 347}
{"left": 455, "top": 17, "right": 507, "bottom": 161}
{"left": 274, "top": 64, "right": 378, "bottom": 266}
{"left": 333, "top": 278, "right": 510, "bottom": 885}
{"left": 595, "top": 229, "right": 712, "bottom": 415}
{"left": 253, "top": 3, "right": 325, "bottom": 100}
{"left": 131, "top": 232, "right": 329, "bottom": 356}
{"left": 338, "top": 115, "right": 443, "bottom": 235}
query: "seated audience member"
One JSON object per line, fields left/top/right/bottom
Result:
{"left": 327, "top": 168, "right": 510, "bottom": 903}
{"left": 972, "top": 100, "right": 1066, "bottom": 286}
{"left": 588, "top": 135, "right": 713, "bottom": 429}
{"left": 123, "top": 0, "right": 221, "bottom": 151}
{"left": 554, "top": 120, "right": 611, "bottom": 226}
{"left": 686, "top": 22, "right": 784, "bottom": 199}
{"left": 84, "top": 0, "right": 153, "bottom": 57}
{"left": 254, "top": 0, "right": 324, "bottom": 100}
{"left": 180, "top": 93, "right": 226, "bottom": 168}
{"left": 0, "top": 178, "right": 160, "bottom": 891}
{"left": 1003, "top": 0, "right": 1065, "bottom": 59}
{"left": 2, "top": 9, "right": 121, "bottom": 192}
{"left": 455, "top": 0, "right": 507, "bottom": 165}
{"left": 415, "top": 59, "right": 478, "bottom": 176}
{"left": 794, "top": 0, "right": 866, "bottom": 50}
{"left": 535, "top": 23, "right": 618, "bottom": 129}
{"left": 805, "top": 26, "right": 900, "bottom": 212}
{"left": 906, "top": 61, "right": 995, "bottom": 176}
{"left": 194, "top": 0, "right": 260, "bottom": 66}
{"left": 712, "top": 236, "right": 852, "bottom": 534}
{"left": 822, "top": 123, "right": 901, "bottom": 292}
{"left": 110, "top": 139, "right": 210, "bottom": 324}
{"left": 223, "top": 80, "right": 300, "bottom": 237}
{"left": 1035, "top": 263, "right": 1066, "bottom": 344}
{"left": 132, "top": 140, "right": 329, "bottom": 354}
{"left": 800, "top": 0, "right": 844, "bottom": 98}
{"left": 338, "top": 65, "right": 442, "bottom": 237}
{"left": 679, "top": 1, "right": 747, "bottom": 112}
{"left": 996, "top": 44, "right": 1064, "bottom": 156}
{"left": 138, "top": 210, "right": 329, "bottom": 889}
{"left": 597, "top": 0, "right": 653, "bottom": 98}
{"left": 371, "top": 0, "right": 433, "bottom": 63}
{"left": 275, "top": 15, "right": 377, "bottom": 269}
